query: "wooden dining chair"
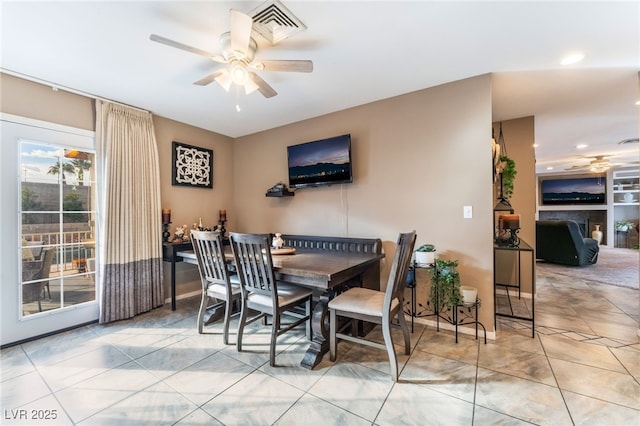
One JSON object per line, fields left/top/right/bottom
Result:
{"left": 229, "top": 232, "right": 313, "bottom": 367}
{"left": 329, "top": 231, "right": 416, "bottom": 382}
{"left": 190, "top": 230, "right": 241, "bottom": 344}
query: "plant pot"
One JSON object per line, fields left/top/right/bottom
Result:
{"left": 415, "top": 251, "right": 435, "bottom": 266}
{"left": 460, "top": 286, "right": 477, "bottom": 305}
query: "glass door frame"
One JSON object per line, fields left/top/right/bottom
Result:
{"left": 1, "top": 113, "right": 99, "bottom": 346}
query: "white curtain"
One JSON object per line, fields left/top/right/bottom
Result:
{"left": 95, "top": 101, "right": 163, "bottom": 323}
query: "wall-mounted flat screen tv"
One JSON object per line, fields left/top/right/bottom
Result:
{"left": 287, "top": 134, "right": 353, "bottom": 189}
{"left": 540, "top": 177, "right": 606, "bottom": 205}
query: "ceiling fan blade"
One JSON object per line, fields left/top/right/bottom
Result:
{"left": 229, "top": 9, "right": 253, "bottom": 57}
{"left": 249, "top": 72, "right": 277, "bottom": 98}
{"left": 194, "top": 70, "right": 225, "bottom": 86}
{"left": 565, "top": 165, "right": 590, "bottom": 171}
{"left": 254, "top": 60, "right": 313, "bottom": 73}
{"left": 150, "top": 34, "right": 219, "bottom": 59}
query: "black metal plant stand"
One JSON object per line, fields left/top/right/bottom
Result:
{"left": 404, "top": 261, "right": 486, "bottom": 343}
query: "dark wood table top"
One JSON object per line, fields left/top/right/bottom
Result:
{"left": 177, "top": 248, "right": 384, "bottom": 291}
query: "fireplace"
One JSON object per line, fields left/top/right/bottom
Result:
{"left": 538, "top": 210, "right": 607, "bottom": 243}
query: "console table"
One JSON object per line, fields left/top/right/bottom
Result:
{"left": 162, "top": 241, "right": 192, "bottom": 311}
{"left": 493, "top": 239, "right": 535, "bottom": 337}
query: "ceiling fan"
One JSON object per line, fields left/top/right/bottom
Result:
{"left": 564, "top": 155, "right": 632, "bottom": 173}
{"left": 150, "top": 9, "right": 313, "bottom": 98}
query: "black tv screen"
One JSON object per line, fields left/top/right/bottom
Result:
{"left": 541, "top": 177, "right": 606, "bottom": 205}
{"left": 287, "top": 134, "right": 353, "bottom": 188}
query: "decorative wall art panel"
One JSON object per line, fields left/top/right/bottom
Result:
{"left": 172, "top": 141, "right": 213, "bottom": 188}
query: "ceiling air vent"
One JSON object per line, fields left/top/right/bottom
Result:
{"left": 249, "top": 0, "right": 307, "bottom": 45}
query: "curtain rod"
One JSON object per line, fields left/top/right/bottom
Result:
{"left": 1, "top": 68, "right": 150, "bottom": 114}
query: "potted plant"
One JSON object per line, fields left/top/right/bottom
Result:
{"left": 615, "top": 220, "right": 634, "bottom": 232}
{"left": 499, "top": 155, "right": 517, "bottom": 201}
{"left": 415, "top": 244, "right": 436, "bottom": 266}
{"left": 430, "top": 258, "right": 462, "bottom": 309}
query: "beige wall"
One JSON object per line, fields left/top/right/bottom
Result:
{"left": 233, "top": 75, "right": 496, "bottom": 329}
{"left": 1, "top": 73, "right": 94, "bottom": 130}
{"left": 2, "top": 72, "right": 500, "bottom": 333}
{"left": 154, "top": 116, "right": 235, "bottom": 296}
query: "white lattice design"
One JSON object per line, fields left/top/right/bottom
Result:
{"left": 173, "top": 142, "right": 212, "bottom": 188}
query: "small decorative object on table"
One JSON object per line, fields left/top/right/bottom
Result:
{"left": 272, "top": 232, "right": 284, "bottom": 249}
{"left": 174, "top": 224, "right": 188, "bottom": 242}
{"left": 497, "top": 213, "right": 520, "bottom": 246}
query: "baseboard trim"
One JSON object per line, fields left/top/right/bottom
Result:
{"left": 164, "top": 289, "right": 201, "bottom": 306}
{"left": 405, "top": 315, "right": 496, "bottom": 340}
{"left": 495, "top": 287, "right": 534, "bottom": 299}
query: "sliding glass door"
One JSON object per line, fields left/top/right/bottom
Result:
{"left": 1, "top": 115, "right": 99, "bottom": 346}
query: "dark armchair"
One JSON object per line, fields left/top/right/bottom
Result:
{"left": 536, "top": 220, "right": 599, "bottom": 266}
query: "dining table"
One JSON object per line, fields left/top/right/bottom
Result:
{"left": 177, "top": 247, "right": 384, "bottom": 369}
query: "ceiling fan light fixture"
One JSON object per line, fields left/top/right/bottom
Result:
{"left": 230, "top": 63, "right": 248, "bottom": 85}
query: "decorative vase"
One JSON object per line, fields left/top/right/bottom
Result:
{"left": 592, "top": 224, "right": 603, "bottom": 245}
{"left": 460, "top": 286, "right": 478, "bottom": 305}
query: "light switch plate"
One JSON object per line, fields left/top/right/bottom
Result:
{"left": 463, "top": 205, "right": 473, "bottom": 218}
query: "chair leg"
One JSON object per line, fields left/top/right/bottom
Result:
{"left": 329, "top": 309, "right": 337, "bottom": 361}
{"left": 197, "top": 292, "right": 208, "bottom": 334}
{"left": 236, "top": 297, "right": 248, "bottom": 352}
{"left": 270, "top": 312, "right": 280, "bottom": 367}
{"left": 45, "top": 283, "right": 51, "bottom": 300}
{"left": 398, "top": 310, "right": 411, "bottom": 355}
{"left": 381, "top": 319, "right": 398, "bottom": 382}
{"left": 222, "top": 297, "right": 233, "bottom": 345}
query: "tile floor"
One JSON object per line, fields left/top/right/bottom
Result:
{"left": 1, "top": 266, "right": 638, "bottom": 425}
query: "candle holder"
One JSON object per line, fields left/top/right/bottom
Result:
{"left": 218, "top": 220, "right": 227, "bottom": 242}
{"left": 162, "top": 222, "right": 171, "bottom": 243}
{"left": 495, "top": 228, "right": 510, "bottom": 245}
{"left": 506, "top": 228, "right": 520, "bottom": 247}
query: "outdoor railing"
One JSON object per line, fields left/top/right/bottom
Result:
{"left": 23, "top": 230, "right": 94, "bottom": 272}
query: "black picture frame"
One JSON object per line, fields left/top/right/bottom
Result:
{"left": 172, "top": 141, "right": 213, "bottom": 188}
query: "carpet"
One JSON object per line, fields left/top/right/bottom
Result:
{"left": 536, "top": 246, "right": 639, "bottom": 289}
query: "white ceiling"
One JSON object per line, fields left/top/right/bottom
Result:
{"left": 1, "top": 1, "right": 638, "bottom": 174}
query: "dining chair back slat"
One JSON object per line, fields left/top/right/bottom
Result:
{"left": 329, "top": 230, "right": 416, "bottom": 382}
{"left": 231, "top": 234, "right": 275, "bottom": 297}
{"left": 190, "top": 230, "right": 241, "bottom": 344}
{"left": 229, "top": 232, "right": 313, "bottom": 367}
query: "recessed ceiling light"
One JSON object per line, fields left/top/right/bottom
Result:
{"left": 635, "top": 100, "right": 640, "bottom": 106}
{"left": 561, "top": 52, "right": 585, "bottom": 65}
{"left": 546, "top": 166, "right": 553, "bottom": 170}
{"left": 576, "top": 144, "right": 588, "bottom": 149}
{"left": 533, "top": 143, "right": 539, "bottom": 148}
